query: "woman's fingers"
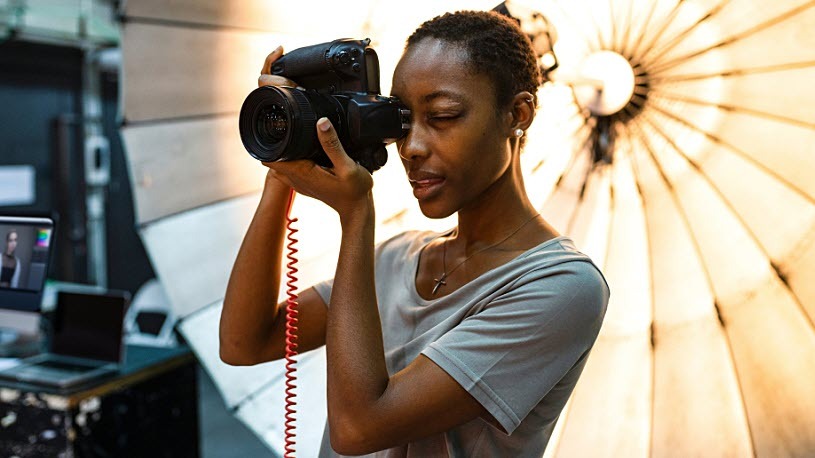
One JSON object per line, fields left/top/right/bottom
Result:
{"left": 261, "top": 45, "right": 283, "bottom": 74}
{"left": 265, "top": 160, "right": 329, "bottom": 199}
{"left": 259, "top": 45, "right": 299, "bottom": 88}
{"left": 258, "top": 74, "right": 298, "bottom": 88}
{"left": 315, "top": 118, "right": 356, "bottom": 173}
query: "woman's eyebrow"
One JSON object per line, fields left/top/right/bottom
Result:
{"left": 424, "top": 90, "right": 466, "bottom": 104}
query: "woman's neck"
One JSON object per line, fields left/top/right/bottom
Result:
{"left": 453, "top": 159, "right": 540, "bottom": 251}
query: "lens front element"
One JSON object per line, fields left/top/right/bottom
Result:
{"left": 255, "top": 104, "right": 289, "bottom": 146}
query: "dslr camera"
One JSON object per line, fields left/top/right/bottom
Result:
{"left": 239, "top": 38, "right": 410, "bottom": 173}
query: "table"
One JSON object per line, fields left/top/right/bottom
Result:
{"left": 0, "top": 344, "right": 199, "bottom": 457}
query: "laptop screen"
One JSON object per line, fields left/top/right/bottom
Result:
{"left": 51, "top": 291, "right": 129, "bottom": 363}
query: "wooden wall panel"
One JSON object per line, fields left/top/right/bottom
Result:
{"left": 235, "top": 349, "right": 327, "bottom": 458}
{"left": 122, "top": 22, "right": 290, "bottom": 122}
{"left": 178, "top": 302, "right": 289, "bottom": 408}
{"left": 140, "top": 192, "right": 341, "bottom": 319}
{"left": 140, "top": 194, "right": 259, "bottom": 318}
{"left": 122, "top": 115, "right": 266, "bottom": 224}
{"left": 123, "top": 0, "right": 370, "bottom": 35}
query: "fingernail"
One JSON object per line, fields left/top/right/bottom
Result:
{"left": 273, "top": 45, "right": 282, "bottom": 53}
{"left": 317, "top": 118, "right": 330, "bottom": 132}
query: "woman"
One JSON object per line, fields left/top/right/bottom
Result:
{"left": 1, "top": 229, "right": 20, "bottom": 288}
{"left": 220, "top": 11, "right": 609, "bottom": 457}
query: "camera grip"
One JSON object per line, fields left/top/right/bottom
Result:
{"left": 272, "top": 42, "right": 333, "bottom": 78}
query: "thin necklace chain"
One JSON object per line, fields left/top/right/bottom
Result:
{"left": 432, "top": 213, "right": 541, "bottom": 295}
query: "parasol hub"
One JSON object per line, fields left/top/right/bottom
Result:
{"left": 576, "top": 51, "right": 636, "bottom": 116}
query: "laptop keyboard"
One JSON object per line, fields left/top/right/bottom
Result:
{"left": 20, "top": 360, "right": 104, "bottom": 379}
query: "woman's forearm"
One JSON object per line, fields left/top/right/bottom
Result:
{"left": 219, "top": 174, "right": 292, "bottom": 365}
{"left": 325, "top": 195, "right": 389, "bottom": 431}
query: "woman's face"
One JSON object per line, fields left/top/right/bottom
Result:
{"left": 6, "top": 232, "right": 17, "bottom": 255}
{"left": 391, "top": 38, "right": 514, "bottom": 218}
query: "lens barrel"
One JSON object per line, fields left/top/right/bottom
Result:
{"left": 239, "top": 86, "right": 330, "bottom": 164}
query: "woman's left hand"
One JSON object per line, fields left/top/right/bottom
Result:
{"left": 263, "top": 117, "right": 374, "bottom": 218}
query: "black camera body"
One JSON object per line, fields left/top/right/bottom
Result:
{"left": 239, "top": 38, "right": 410, "bottom": 173}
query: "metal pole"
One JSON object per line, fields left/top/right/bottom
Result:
{"left": 80, "top": 0, "right": 109, "bottom": 287}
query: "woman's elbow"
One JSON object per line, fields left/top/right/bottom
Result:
{"left": 329, "top": 415, "right": 382, "bottom": 456}
{"left": 219, "top": 335, "right": 259, "bottom": 366}
{"left": 219, "top": 344, "right": 250, "bottom": 366}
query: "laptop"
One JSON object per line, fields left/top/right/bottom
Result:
{"left": 0, "top": 290, "right": 130, "bottom": 388}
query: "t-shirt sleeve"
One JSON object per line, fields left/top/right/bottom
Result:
{"left": 312, "top": 277, "right": 334, "bottom": 306}
{"left": 420, "top": 260, "right": 609, "bottom": 435}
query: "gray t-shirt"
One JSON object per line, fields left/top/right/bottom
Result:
{"left": 313, "top": 230, "right": 609, "bottom": 457}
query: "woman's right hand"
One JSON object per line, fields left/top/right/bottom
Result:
{"left": 258, "top": 45, "right": 299, "bottom": 88}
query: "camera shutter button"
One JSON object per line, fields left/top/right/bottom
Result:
{"left": 338, "top": 51, "right": 351, "bottom": 64}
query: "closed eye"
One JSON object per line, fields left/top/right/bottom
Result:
{"left": 428, "top": 113, "right": 461, "bottom": 122}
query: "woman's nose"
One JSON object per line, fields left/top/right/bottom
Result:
{"left": 397, "top": 128, "right": 430, "bottom": 162}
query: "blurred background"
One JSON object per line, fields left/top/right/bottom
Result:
{"left": 1, "top": 0, "right": 814, "bottom": 456}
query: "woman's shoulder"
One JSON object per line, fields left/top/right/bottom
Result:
{"left": 516, "top": 236, "right": 610, "bottom": 297}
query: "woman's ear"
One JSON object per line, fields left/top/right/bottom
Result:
{"left": 508, "top": 91, "right": 536, "bottom": 135}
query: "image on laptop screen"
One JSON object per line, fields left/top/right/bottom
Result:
{"left": 0, "top": 222, "right": 52, "bottom": 292}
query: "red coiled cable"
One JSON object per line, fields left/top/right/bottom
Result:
{"left": 283, "top": 189, "right": 299, "bottom": 457}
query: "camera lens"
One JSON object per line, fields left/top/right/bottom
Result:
{"left": 239, "top": 86, "right": 325, "bottom": 163}
{"left": 255, "top": 104, "right": 288, "bottom": 145}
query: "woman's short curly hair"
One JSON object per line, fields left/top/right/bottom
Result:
{"left": 406, "top": 10, "right": 541, "bottom": 110}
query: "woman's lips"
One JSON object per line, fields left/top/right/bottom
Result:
{"left": 408, "top": 170, "right": 446, "bottom": 200}
{"left": 410, "top": 177, "right": 445, "bottom": 200}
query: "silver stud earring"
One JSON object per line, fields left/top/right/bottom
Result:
{"left": 514, "top": 128, "right": 524, "bottom": 138}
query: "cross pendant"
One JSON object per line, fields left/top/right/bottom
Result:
{"left": 432, "top": 273, "right": 448, "bottom": 296}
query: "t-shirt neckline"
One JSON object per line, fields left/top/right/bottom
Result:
{"left": 409, "top": 232, "right": 572, "bottom": 304}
